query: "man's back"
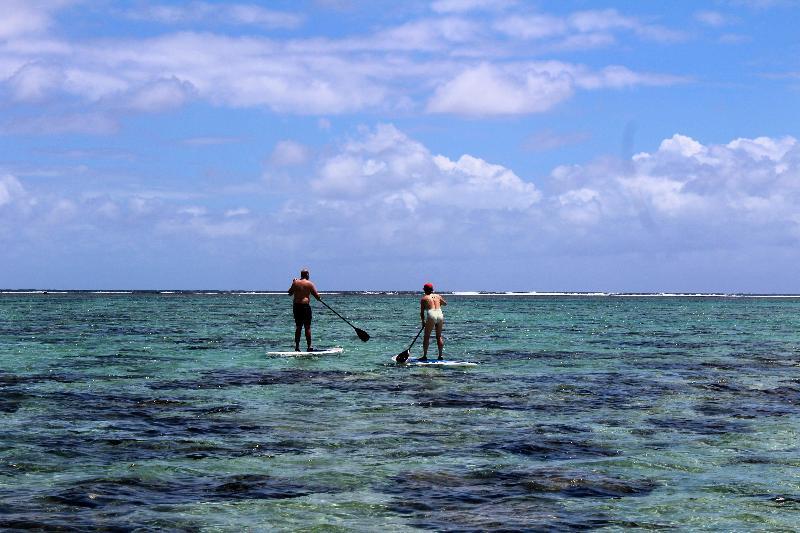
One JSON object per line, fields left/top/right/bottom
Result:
{"left": 290, "top": 278, "right": 319, "bottom": 304}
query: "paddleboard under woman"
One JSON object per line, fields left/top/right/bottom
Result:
{"left": 420, "top": 282, "right": 446, "bottom": 361}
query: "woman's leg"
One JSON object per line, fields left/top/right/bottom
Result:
{"left": 422, "top": 320, "right": 434, "bottom": 359}
{"left": 435, "top": 321, "right": 444, "bottom": 359}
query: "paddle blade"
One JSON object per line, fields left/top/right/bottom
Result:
{"left": 355, "top": 328, "right": 370, "bottom": 342}
{"left": 395, "top": 350, "right": 410, "bottom": 363}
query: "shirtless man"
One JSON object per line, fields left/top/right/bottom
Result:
{"left": 287, "top": 269, "right": 321, "bottom": 351}
{"left": 420, "top": 282, "right": 447, "bottom": 361}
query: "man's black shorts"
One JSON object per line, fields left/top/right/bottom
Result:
{"left": 293, "top": 303, "right": 312, "bottom": 327}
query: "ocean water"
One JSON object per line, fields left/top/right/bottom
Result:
{"left": 1, "top": 293, "right": 800, "bottom": 530}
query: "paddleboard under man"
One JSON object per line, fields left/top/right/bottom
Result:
{"left": 420, "top": 282, "right": 447, "bottom": 361}
{"left": 288, "top": 269, "right": 321, "bottom": 352}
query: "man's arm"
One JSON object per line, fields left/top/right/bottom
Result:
{"left": 420, "top": 299, "right": 426, "bottom": 324}
{"left": 439, "top": 295, "right": 447, "bottom": 306}
{"left": 288, "top": 279, "right": 296, "bottom": 295}
{"left": 310, "top": 282, "right": 321, "bottom": 301}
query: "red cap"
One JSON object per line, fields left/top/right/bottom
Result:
{"left": 423, "top": 283, "right": 434, "bottom": 291}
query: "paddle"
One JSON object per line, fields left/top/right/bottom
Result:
{"left": 395, "top": 326, "right": 424, "bottom": 363}
{"left": 319, "top": 299, "right": 370, "bottom": 342}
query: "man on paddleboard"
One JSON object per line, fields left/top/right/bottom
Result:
{"left": 288, "top": 269, "right": 321, "bottom": 351}
{"left": 420, "top": 282, "right": 446, "bottom": 361}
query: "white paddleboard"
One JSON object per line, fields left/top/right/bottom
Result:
{"left": 267, "top": 347, "right": 343, "bottom": 357}
{"left": 392, "top": 355, "right": 477, "bottom": 367}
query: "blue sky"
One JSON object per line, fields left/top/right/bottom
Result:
{"left": 1, "top": 0, "right": 799, "bottom": 291}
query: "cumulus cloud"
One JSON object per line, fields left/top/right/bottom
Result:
{"left": 427, "top": 62, "right": 574, "bottom": 115}
{"left": 23, "top": 126, "right": 793, "bottom": 260}
{"left": 254, "top": 128, "right": 798, "bottom": 262}
{"left": 292, "top": 124, "right": 542, "bottom": 250}
{"left": 547, "top": 133, "right": 800, "bottom": 250}
{"left": 2, "top": 126, "right": 799, "bottom": 290}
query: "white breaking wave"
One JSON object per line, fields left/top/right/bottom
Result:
{"left": 91, "top": 291, "right": 133, "bottom": 294}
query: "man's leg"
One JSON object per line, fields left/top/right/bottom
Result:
{"left": 304, "top": 323, "right": 313, "bottom": 350}
{"left": 435, "top": 322, "right": 444, "bottom": 359}
{"left": 294, "top": 324, "right": 302, "bottom": 351}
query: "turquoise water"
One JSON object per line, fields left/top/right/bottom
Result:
{"left": 2, "top": 293, "right": 800, "bottom": 530}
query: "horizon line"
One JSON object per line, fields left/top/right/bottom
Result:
{"left": 2, "top": 289, "right": 800, "bottom": 298}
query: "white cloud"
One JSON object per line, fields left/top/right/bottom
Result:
{"left": 547, "top": 133, "right": 800, "bottom": 250}
{"left": 225, "top": 207, "right": 250, "bottom": 217}
{"left": 694, "top": 10, "right": 732, "bottom": 27}
{"left": 259, "top": 124, "right": 539, "bottom": 253}
{"left": 159, "top": 215, "right": 255, "bottom": 238}
{"left": 574, "top": 65, "right": 684, "bottom": 89}
{"left": 125, "top": 77, "right": 196, "bottom": 112}
{"left": 726, "top": 0, "right": 797, "bottom": 8}
{"left": 568, "top": 9, "right": 636, "bottom": 32}
{"left": 2, "top": 127, "right": 799, "bottom": 289}
{"left": 494, "top": 9, "right": 686, "bottom": 45}
{"left": 492, "top": 15, "right": 567, "bottom": 40}
{"left": 270, "top": 140, "right": 311, "bottom": 167}
{"left": 658, "top": 134, "right": 706, "bottom": 157}
{"left": 310, "top": 124, "right": 541, "bottom": 207}
{"left": 310, "top": 123, "right": 540, "bottom": 216}
{"left": 128, "top": 2, "right": 303, "bottom": 29}
{"left": 568, "top": 9, "right": 685, "bottom": 42}
{"left": 0, "top": 0, "right": 73, "bottom": 39}
{"left": 431, "top": 0, "right": 516, "bottom": 14}
{"left": 0, "top": 4, "right": 690, "bottom": 118}
{"left": 427, "top": 62, "right": 682, "bottom": 115}
{"left": 432, "top": 153, "right": 540, "bottom": 209}
{"left": 179, "top": 206, "right": 208, "bottom": 217}
{"left": 553, "top": 33, "right": 617, "bottom": 51}
{"left": 377, "top": 18, "right": 481, "bottom": 50}
{"left": 26, "top": 128, "right": 792, "bottom": 261}
{"left": 6, "top": 62, "right": 65, "bottom": 102}
{"left": 726, "top": 136, "right": 795, "bottom": 161}
{"left": 427, "top": 63, "right": 574, "bottom": 115}
{"left": 0, "top": 175, "right": 27, "bottom": 207}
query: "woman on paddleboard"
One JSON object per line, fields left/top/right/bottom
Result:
{"left": 420, "top": 282, "right": 446, "bottom": 361}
